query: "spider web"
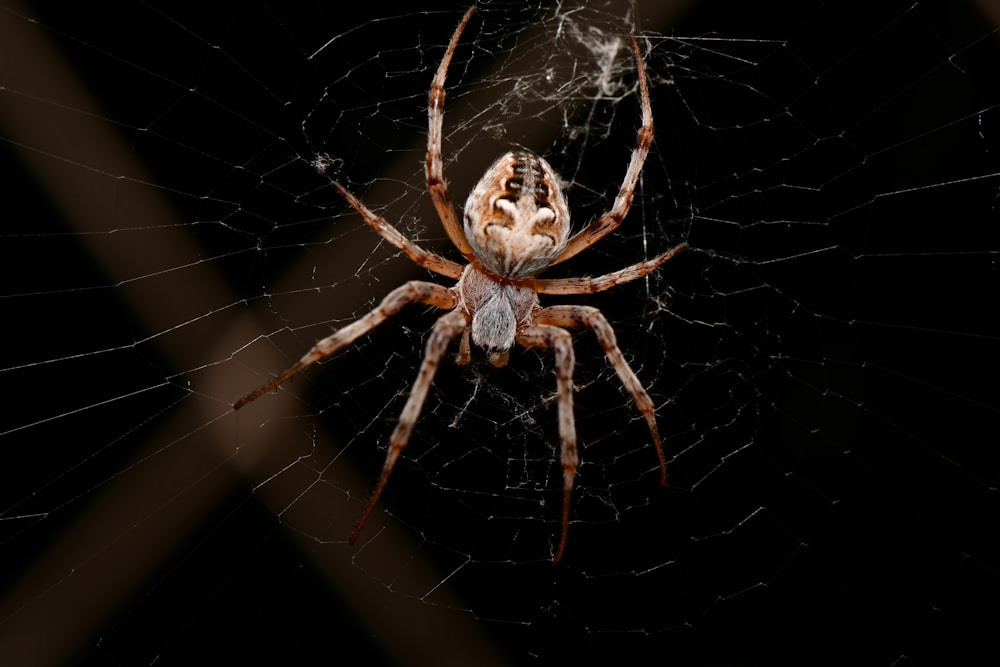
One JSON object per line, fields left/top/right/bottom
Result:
{"left": 2, "top": 0, "right": 998, "bottom": 664}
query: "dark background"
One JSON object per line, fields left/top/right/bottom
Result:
{"left": 2, "top": 1, "right": 998, "bottom": 664}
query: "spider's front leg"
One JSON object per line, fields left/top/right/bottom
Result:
{"left": 536, "top": 305, "right": 667, "bottom": 485}
{"left": 517, "top": 324, "right": 578, "bottom": 563}
{"left": 350, "top": 309, "right": 469, "bottom": 544}
{"left": 233, "top": 281, "right": 457, "bottom": 409}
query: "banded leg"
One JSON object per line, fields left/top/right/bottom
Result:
{"left": 425, "top": 6, "right": 477, "bottom": 260}
{"left": 517, "top": 324, "right": 578, "bottom": 563}
{"left": 334, "top": 183, "right": 464, "bottom": 279}
{"left": 536, "top": 242, "right": 685, "bottom": 295}
{"left": 234, "top": 281, "right": 457, "bottom": 409}
{"left": 350, "top": 309, "right": 469, "bottom": 543}
{"left": 553, "top": 35, "right": 654, "bottom": 264}
{"left": 536, "top": 305, "right": 667, "bottom": 485}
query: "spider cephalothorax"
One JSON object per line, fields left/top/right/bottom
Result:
{"left": 235, "top": 6, "right": 685, "bottom": 563}
{"left": 458, "top": 262, "right": 538, "bottom": 367}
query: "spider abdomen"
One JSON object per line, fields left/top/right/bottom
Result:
{"left": 463, "top": 151, "right": 570, "bottom": 278}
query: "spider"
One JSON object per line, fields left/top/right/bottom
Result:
{"left": 234, "top": 6, "right": 685, "bottom": 563}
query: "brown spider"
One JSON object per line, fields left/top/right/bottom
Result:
{"left": 234, "top": 6, "right": 685, "bottom": 563}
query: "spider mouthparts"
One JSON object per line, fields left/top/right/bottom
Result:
{"left": 487, "top": 349, "right": 510, "bottom": 367}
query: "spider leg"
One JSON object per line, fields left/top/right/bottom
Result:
{"left": 516, "top": 324, "right": 578, "bottom": 564}
{"left": 457, "top": 327, "right": 472, "bottom": 366}
{"left": 536, "top": 305, "right": 667, "bottom": 486}
{"left": 536, "top": 242, "right": 685, "bottom": 295}
{"left": 426, "top": 6, "right": 477, "bottom": 260}
{"left": 334, "top": 183, "right": 464, "bottom": 280}
{"left": 553, "top": 35, "right": 654, "bottom": 265}
{"left": 233, "top": 281, "right": 458, "bottom": 409}
{"left": 350, "top": 309, "right": 469, "bottom": 544}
